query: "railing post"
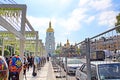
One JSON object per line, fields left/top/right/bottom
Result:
{"left": 85, "top": 38, "right": 91, "bottom": 80}
{"left": 65, "top": 54, "right": 68, "bottom": 80}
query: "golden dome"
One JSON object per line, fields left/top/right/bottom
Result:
{"left": 47, "top": 21, "right": 54, "bottom": 32}
{"left": 66, "top": 39, "right": 70, "bottom": 45}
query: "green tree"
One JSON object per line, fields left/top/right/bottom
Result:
{"left": 55, "top": 49, "right": 60, "bottom": 54}
{"left": 15, "top": 50, "right": 20, "bottom": 55}
{"left": 76, "top": 48, "right": 80, "bottom": 54}
{"left": 4, "top": 49, "right": 10, "bottom": 56}
{"left": 115, "top": 13, "right": 120, "bottom": 33}
{"left": 0, "top": 49, "right": 10, "bottom": 56}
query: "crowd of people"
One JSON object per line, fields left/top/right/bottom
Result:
{"left": 0, "top": 54, "right": 48, "bottom": 80}
{"left": 6, "top": 54, "right": 34, "bottom": 80}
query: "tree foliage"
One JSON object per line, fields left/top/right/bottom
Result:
{"left": 0, "top": 49, "right": 10, "bottom": 56}
{"left": 115, "top": 13, "right": 120, "bottom": 33}
{"left": 15, "top": 50, "right": 20, "bottom": 55}
{"left": 76, "top": 48, "right": 80, "bottom": 54}
{"left": 4, "top": 49, "right": 10, "bottom": 56}
{"left": 55, "top": 49, "right": 60, "bottom": 54}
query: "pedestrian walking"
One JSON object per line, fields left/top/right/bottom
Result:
{"left": 23, "top": 56, "right": 28, "bottom": 80}
{"left": 29, "top": 56, "right": 33, "bottom": 67}
{"left": 47, "top": 56, "right": 49, "bottom": 61}
{"left": 27, "top": 56, "right": 30, "bottom": 71}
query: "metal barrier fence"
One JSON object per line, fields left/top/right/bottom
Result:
{"left": 51, "top": 25, "right": 120, "bottom": 80}
{"left": 75, "top": 25, "right": 120, "bottom": 80}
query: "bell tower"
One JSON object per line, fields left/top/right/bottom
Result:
{"left": 45, "top": 21, "right": 55, "bottom": 57}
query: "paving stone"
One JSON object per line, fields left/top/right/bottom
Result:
{"left": 24, "top": 61, "right": 56, "bottom": 80}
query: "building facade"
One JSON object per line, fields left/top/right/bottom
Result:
{"left": 45, "top": 21, "right": 55, "bottom": 57}
{"left": 80, "top": 35, "right": 120, "bottom": 56}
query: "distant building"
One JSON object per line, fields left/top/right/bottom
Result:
{"left": 80, "top": 35, "right": 120, "bottom": 56}
{"left": 60, "top": 39, "right": 78, "bottom": 57}
{"left": 45, "top": 21, "right": 55, "bottom": 57}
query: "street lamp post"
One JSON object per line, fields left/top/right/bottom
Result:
{"left": 65, "top": 48, "right": 68, "bottom": 80}
{"left": 62, "top": 46, "right": 68, "bottom": 80}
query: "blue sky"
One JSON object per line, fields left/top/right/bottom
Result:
{"left": 16, "top": 0, "right": 120, "bottom": 46}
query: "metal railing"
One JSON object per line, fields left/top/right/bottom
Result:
{"left": 75, "top": 25, "right": 120, "bottom": 80}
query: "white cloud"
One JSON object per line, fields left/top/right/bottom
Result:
{"left": 59, "top": 0, "right": 72, "bottom": 5}
{"left": 85, "top": 16, "right": 95, "bottom": 23}
{"left": 64, "top": 32, "right": 70, "bottom": 35}
{"left": 89, "top": 0, "right": 112, "bottom": 11}
{"left": 59, "top": 8, "right": 87, "bottom": 32}
{"left": 79, "top": 0, "right": 112, "bottom": 11}
{"left": 25, "top": 0, "right": 72, "bottom": 12}
{"left": 65, "top": 19, "right": 81, "bottom": 31}
{"left": 78, "top": 0, "right": 117, "bottom": 27}
{"left": 27, "top": 16, "right": 49, "bottom": 33}
{"left": 25, "top": 0, "right": 118, "bottom": 44}
{"left": 27, "top": 16, "right": 57, "bottom": 35}
{"left": 71, "top": 8, "right": 87, "bottom": 20}
{"left": 98, "top": 11, "right": 118, "bottom": 27}
{"left": 79, "top": 0, "right": 89, "bottom": 7}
